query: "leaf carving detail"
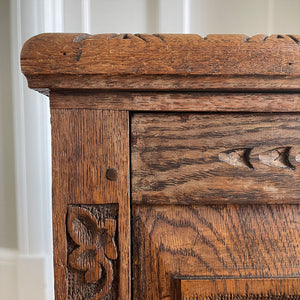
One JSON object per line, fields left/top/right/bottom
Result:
{"left": 67, "top": 206, "right": 117, "bottom": 299}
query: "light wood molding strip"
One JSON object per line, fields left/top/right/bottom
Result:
{"left": 174, "top": 278, "right": 300, "bottom": 300}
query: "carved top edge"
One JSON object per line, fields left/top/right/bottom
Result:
{"left": 21, "top": 33, "right": 300, "bottom": 91}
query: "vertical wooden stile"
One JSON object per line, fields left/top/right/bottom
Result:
{"left": 50, "top": 102, "right": 130, "bottom": 300}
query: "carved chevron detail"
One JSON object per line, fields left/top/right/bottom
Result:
{"left": 71, "top": 33, "right": 300, "bottom": 45}
{"left": 218, "top": 148, "right": 253, "bottom": 169}
{"left": 259, "top": 147, "right": 295, "bottom": 169}
{"left": 219, "top": 147, "right": 296, "bottom": 170}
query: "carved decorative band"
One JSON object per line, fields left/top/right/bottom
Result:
{"left": 219, "top": 147, "right": 296, "bottom": 170}
{"left": 67, "top": 204, "right": 118, "bottom": 300}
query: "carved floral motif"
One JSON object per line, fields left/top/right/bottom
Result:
{"left": 67, "top": 206, "right": 118, "bottom": 299}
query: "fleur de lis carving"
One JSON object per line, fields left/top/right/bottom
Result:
{"left": 67, "top": 206, "right": 118, "bottom": 299}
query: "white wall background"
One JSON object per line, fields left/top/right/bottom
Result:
{"left": 1, "top": 0, "right": 300, "bottom": 299}
{"left": 0, "top": 0, "right": 17, "bottom": 250}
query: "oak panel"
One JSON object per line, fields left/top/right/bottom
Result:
{"left": 132, "top": 113, "right": 300, "bottom": 204}
{"left": 132, "top": 204, "right": 300, "bottom": 299}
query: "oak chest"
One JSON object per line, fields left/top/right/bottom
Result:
{"left": 21, "top": 33, "right": 300, "bottom": 299}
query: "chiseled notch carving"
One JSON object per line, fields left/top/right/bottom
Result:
{"left": 67, "top": 205, "right": 118, "bottom": 299}
{"left": 259, "top": 147, "right": 295, "bottom": 170}
{"left": 219, "top": 146, "right": 296, "bottom": 170}
{"left": 218, "top": 148, "right": 253, "bottom": 169}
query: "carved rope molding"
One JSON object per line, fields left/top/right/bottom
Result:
{"left": 219, "top": 147, "right": 297, "bottom": 170}
{"left": 72, "top": 33, "right": 300, "bottom": 44}
{"left": 21, "top": 33, "right": 300, "bottom": 77}
{"left": 67, "top": 206, "right": 118, "bottom": 299}
{"left": 21, "top": 33, "right": 300, "bottom": 93}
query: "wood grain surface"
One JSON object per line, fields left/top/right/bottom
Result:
{"left": 132, "top": 204, "right": 300, "bottom": 299}
{"left": 21, "top": 33, "right": 300, "bottom": 91}
{"left": 26, "top": 74, "right": 300, "bottom": 93}
{"left": 174, "top": 278, "right": 300, "bottom": 300}
{"left": 22, "top": 32, "right": 300, "bottom": 300}
{"left": 51, "top": 109, "right": 130, "bottom": 299}
{"left": 51, "top": 91, "right": 300, "bottom": 112}
{"left": 132, "top": 113, "right": 300, "bottom": 204}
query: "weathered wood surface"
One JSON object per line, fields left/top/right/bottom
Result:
{"left": 132, "top": 113, "right": 300, "bottom": 204}
{"left": 51, "top": 91, "right": 300, "bottom": 112}
{"left": 21, "top": 33, "right": 300, "bottom": 91}
{"left": 21, "top": 32, "right": 300, "bottom": 300}
{"left": 174, "top": 278, "right": 300, "bottom": 300}
{"left": 51, "top": 109, "right": 130, "bottom": 299}
{"left": 132, "top": 204, "right": 300, "bottom": 299}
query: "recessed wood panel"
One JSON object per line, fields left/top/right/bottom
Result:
{"left": 131, "top": 113, "right": 300, "bottom": 204}
{"left": 132, "top": 204, "right": 300, "bottom": 299}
